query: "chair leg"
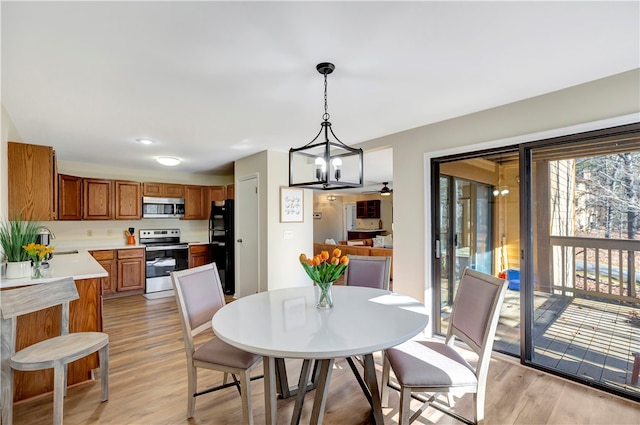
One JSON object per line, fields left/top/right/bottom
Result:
{"left": 99, "top": 343, "right": 109, "bottom": 401}
{"left": 53, "top": 362, "right": 65, "bottom": 425}
{"left": 239, "top": 370, "right": 253, "bottom": 425}
{"left": 399, "top": 386, "right": 412, "bottom": 425}
{"left": 381, "top": 354, "right": 390, "bottom": 407}
{"left": 1, "top": 365, "right": 13, "bottom": 425}
{"left": 474, "top": 391, "right": 485, "bottom": 424}
{"left": 186, "top": 363, "right": 197, "bottom": 418}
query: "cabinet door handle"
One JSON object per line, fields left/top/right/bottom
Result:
{"left": 237, "top": 238, "right": 243, "bottom": 243}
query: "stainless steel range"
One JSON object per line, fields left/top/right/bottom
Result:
{"left": 140, "top": 229, "right": 189, "bottom": 294}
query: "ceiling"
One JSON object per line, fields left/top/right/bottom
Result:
{"left": 2, "top": 2, "right": 638, "bottom": 193}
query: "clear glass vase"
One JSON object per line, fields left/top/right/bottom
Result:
{"left": 315, "top": 281, "right": 334, "bottom": 309}
{"left": 32, "top": 260, "right": 45, "bottom": 278}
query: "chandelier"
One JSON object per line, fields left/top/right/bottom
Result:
{"left": 289, "top": 62, "right": 363, "bottom": 190}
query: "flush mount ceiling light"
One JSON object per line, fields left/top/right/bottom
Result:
{"left": 327, "top": 194, "right": 337, "bottom": 201}
{"left": 137, "top": 138, "right": 154, "bottom": 145}
{"left": 156, "top": 156, "right": 181, "bottom": 166}
{"left": 289, "top": 62, "right": 363, "bottom": 190}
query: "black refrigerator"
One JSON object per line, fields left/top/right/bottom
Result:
{"left": 209, "top": 200, "right": 235, "bottom": 294}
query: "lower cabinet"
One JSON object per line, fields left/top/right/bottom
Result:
{"left": 189, "top": 244, "right": 211, "bottom": 268}
{"left": 91, "top": 250, "right": 117, "bottom": 296}
{"left": 91, "top": 248, "right": 145, "bottom": 297}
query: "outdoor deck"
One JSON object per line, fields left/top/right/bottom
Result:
{"left": 493, "top": 289, "right": 640, "bottom": 396}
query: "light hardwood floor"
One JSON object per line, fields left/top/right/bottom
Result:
{"left": 10, "top": 294, "right": 640, "bottom": 424}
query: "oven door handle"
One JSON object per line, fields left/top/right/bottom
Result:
{"left": 145, "top": 245, "right": 189, "bottom": 252}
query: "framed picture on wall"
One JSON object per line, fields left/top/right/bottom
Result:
{"left": 280, "top": 187, "right": 304, "bottom": 222}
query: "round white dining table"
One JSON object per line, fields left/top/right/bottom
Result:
{"left": 212, "top": 285, "right": 429, "bottom": 425}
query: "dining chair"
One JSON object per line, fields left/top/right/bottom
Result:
{"left": 343, "top": 254, "right": 391, "bottom": 290}
{"left": 343, "top": 254, "right": 392, "bottom": 406}
{"left": 0, "top": 277, "right": 109, "bottom": 425}
{"left": 171, "top": 263, "right": 262, "bottom": 424}
{"left": 381, "top": 267, "right": 508, "bottom": 425}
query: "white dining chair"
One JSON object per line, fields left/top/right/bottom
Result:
{"left": 171, "top": 263, "right": 263, "bottom": 424}
{"left": 381, "top": 267, "right": 508, "bottom": 424}
{"left": 0, "top": 277, "right": 109, "bottom": 425}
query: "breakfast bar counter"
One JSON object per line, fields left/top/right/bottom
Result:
{"left": 1, "top": 251, "right": 107, "bottom": 402}
{"left": 1, "top": 250, "right": 108, "bottom": 289}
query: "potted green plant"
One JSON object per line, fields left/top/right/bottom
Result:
{"left": 0, "top": 218, "right": 40, "bottom": 279}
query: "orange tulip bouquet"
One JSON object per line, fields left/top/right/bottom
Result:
{"left": 299, "top": 248, "right": 349, "bottom": 309}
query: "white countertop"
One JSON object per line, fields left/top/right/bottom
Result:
{"left": 349, "top": 228, "right": 386, "bottom": 232}
{"left": 1, "top": 251, "right": 108, "bottom": 289}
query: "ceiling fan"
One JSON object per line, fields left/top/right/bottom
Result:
{"left": 364, "top": 182, "right": 393, "bottom": 196}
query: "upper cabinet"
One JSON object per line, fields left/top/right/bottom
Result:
{"left": 356, "top": 200, "right": 381, "bottom": 219}
{"left": 115, "top": 180, "right": 141, "bottom": 220}
{"left": 226, "top": 184, "right": 234, "bottom": 200}
{"left": 184, "top": 185, "right": 206, "bottom": 220}
{"left": 8, "top": 141, "right": 57, "bottom": 220}
{"left": 142, "top": 182, "right": 184, "bottom": 198}
{"left": 208, "top": 185, "right": 226, "bottom": 203}
{"left": 83, "top": 178, "right": 113, "bottom": 220}
{"left": 58, "top": 174, "right": 83, "bottom": 220}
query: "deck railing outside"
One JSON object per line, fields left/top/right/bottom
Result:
{"left": 549, "top": 236, "right": 640, "bottom": 304}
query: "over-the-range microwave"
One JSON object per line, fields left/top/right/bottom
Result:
{"left": 142, "top": 197, "right": 185, "bottom": 218}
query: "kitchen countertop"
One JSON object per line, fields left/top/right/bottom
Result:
{"left": 1, "top": 251, "right": 108, "bottom": 289}
{"left": 348, "top": 228, "right": 386, "bottom": 232}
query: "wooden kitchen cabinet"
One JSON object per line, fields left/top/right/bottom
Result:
{"left": 356, "top": 200, "right": 381, "bottom": 219}
{"left": 226, "top": 184, "right": 234, "bottom": 200}
{"left": 83, "top": 178, "right": 113, "bottom": 220}
{"left": 91, "top": 250, "right": 117, "bottom": 296}
{"left": 8, "top": 141, "right": 58, "bottom": 221}
{"left": 116, "top": 248, "right": 145, "bottom": 292}
{"left": 143, "top": 182, "right": 184, "bottom": 198}
{"left": 208, "top": 185, "right": 226, "bottom": 203}
{"left": 58, "top": 174, "right": 83, "bottom": 220}
{"left": 115, "top": 180, "right": 141, "bottom": 219}
{"left": 184, "top": 185, "right": 206, "bottom": 220}
{"left": 189, "top": 244, "right": 211, "bottom": 268}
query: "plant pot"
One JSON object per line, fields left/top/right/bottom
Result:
{"left": 6, "top": 260, "right": 32, "bottom": 279}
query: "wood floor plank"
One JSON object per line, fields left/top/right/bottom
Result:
{"left": 9, "top": 294, "right": 640, "bottom": 424}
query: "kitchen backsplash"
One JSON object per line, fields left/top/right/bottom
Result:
{"left": 39, "top": 219, "right": 209, "bottom": 250}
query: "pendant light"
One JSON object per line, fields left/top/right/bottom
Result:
{"left": 289, "top": 62, "right": 363, "bottom": 190}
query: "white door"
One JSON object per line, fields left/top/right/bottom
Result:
{"left": 343, "top": 203, "right": 357, "bottom": 240}
{"left": 236, "top": 175, "right": 259, "bottom": 297}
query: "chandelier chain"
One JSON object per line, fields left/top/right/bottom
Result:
{"left": 323, "top": 72, "right": 330, "bottom": 122}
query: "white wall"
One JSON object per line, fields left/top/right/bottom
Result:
{"left": 312, "top": 193, "right": 344, "bottom": 242}
{"left": 235, "top": 150, "right": 313, "bottom": 292}
{"left": 266, "top": 151, "right": 313, "bottom": 290}
{"left": 1, "top": 106, "right": 23, "bottom": 220}
{"left": 355, "top": 69, "right": 640, "bottom": 327}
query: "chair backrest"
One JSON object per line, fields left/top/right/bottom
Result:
{"left": 1, "top": 278, "right": 78, "bottom": 364}
{"left": 1, "top": 277, "right": 78, "bottom": 321}
{"left": 447, "top": 267, "right": 508, "bottom": 383}
{"left": 171, "top": 263, "right": 226, "bottom": 345}
{"left": 344, "top": 255, "right": 391, "bottom": 290}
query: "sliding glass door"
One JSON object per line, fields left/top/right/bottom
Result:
{"left": 436, "top": 173, "right": 495, "bottom": 334}
{"left": 432, "top": 122, "right": 640, "bottom": 401}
